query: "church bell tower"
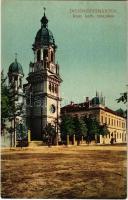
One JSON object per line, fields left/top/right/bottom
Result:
{"left": 26, "top": 9, "right": 62, "bottom": 140}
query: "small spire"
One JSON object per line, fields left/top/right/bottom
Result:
{"left": 15, "top": 53, "right": 18, "bottom": 62}
{"left": 103, "top": 96, "right": 106, "bottom": 105}
{"left": 96, "top": 91, "right": 99, "bottom": 97}
{"left": 43, "top": 7, "right": 46, "bottom": 15}
{"left": 41, "top": 7, "right": 48, "bottom": 27}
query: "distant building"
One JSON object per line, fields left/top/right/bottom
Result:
{"left": 8, "top": 56, "right": 24, "bottom": 112}
{"left": 61, "top": 92, "right": 127, "bottom": 144}
{"left": 2, "top": 56, "right": 25, "bottom": 147}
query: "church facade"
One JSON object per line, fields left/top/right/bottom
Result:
{"left": 24, "top": 11, "right": 62, "bottom": 140}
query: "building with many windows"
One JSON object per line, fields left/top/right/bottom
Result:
{"left": 61, "top": 92, "right": 127, "bottom": 144}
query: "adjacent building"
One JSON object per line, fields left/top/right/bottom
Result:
{"left": 8, "top": 56, "right": 24, "bottom": 110}
{"left": 61, "top": 92, "right": 127, "bottom": 144}
{"left": 5, "top": 56, "right": 24, "bottom": 147}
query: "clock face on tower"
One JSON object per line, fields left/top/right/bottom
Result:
{"left": 50, "top": 104, "right": 56, "bottom": 113}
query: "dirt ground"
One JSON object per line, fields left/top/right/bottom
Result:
{"left": 1, "top": 145, "right": 127, "bottom": 199}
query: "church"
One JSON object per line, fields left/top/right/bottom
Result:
{"left": 4, "top": 10, "right": 126, "bottom": 146}
{"left": 24, "top": 10, "right": 62, "bottom": 141}
{"left": 6, "top": 10, "right": 62, "bottom": 144}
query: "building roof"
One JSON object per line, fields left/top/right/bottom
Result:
{"left": 8, "top": 59, "right": 24, "bottom": 75}
{"left": 35, "top": 28, "right": 55, "bottom": 47}
{"left": 33, "top": 12, "right": 56, "bottom": 49}
{"left": 61, "top": 101, "right": 126, "bottom": 119}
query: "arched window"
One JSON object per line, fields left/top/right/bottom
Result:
{"left": 114, "top": 119, "right": 115, "bottom": 126}
{"left": 49, "top": 82, "right": 51, "bottom": 91}
{"left": 19, "top": 78, "right": 22, "bottom": 88}
{"left": 43, "top": 49, "right": 48, "bottom": 59}
{"left": 101, "top": 116, "right": 103, "bottom": 124}
{"left": 51, "top": 51, "right": 54, "bottom": 62}
{"left": 111, "top": 119, "right": 113, "bottom": 126}
{"left": 52, "top": 84, "right": 54, "bottom": 92}
{"left": 55, "top": 85, "right": 58, "bottom": 93}
{"left": 125, "top": 133, "right": 126, "bottom": 141}
{"left": 37, "top": 50, "right": 41, "bottom": 61}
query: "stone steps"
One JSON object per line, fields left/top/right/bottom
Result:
{"left": 28, "top": 141, "right": 44, "bottom": 147}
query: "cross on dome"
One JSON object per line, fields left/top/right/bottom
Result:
{"left": 43, "top": 7, "right": 46, "bottom": 15}
{"left": 15, "top": 53, "right": 18, "bottom": 62}
{"left": 41, "top": 7, "right": 48, "bottom": 27}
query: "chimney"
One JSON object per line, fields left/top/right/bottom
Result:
{"left": 86, "top": 97, "right": 89, "bottom": 102}
{"left": 70, "top": 101, "right": 74, "bottom": 105}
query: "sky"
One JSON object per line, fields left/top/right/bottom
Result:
{"left": 1, "top": 0, "right": 127, "bottom": 110}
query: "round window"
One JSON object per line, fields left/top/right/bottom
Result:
{"left": 50, "top": 104, "right": 56, "bottom": 113}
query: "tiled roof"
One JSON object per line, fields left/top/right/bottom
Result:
{"left": 61, "top": 103, "right": 126, "bottom": 119}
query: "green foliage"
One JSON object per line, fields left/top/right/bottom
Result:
{"left": 60, "top": 114, "right": 75, "bottom": 140}
{"left": 60, "top": 114, "right": 110, "bottom": 144}
{"left": 99, "top": 123, "right": 110, "bottom": 137}
{"left": 16, "top": 123, "right": 27, "bottom": 140}
{"left": 1, "top": 93, "right": 10, "bottom": 119}
{"left": 83, "top": 116, "right": 100, "bottom": 141}
{"left": 1, "top": 71, "right": 10, "bottom": 131}
{"left": 16, "top": 122, "right": 27, "bottom": 148}
{"left": 43, "top": 123, "right": 56, "bottom": 145}
{"left": 73, "top": 116, "right": 88, "bottom": 140}
{"left": 116, "top": 92, "right": 127, "bottom": 104}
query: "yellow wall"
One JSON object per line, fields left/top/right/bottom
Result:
{"left": 64, "top": 106, "right": 126, "bottom": 144}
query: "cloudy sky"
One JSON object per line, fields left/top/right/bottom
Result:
{"left": 2, "top": 0, "right": 127, "bottom": 110}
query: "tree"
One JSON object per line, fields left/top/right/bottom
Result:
{"left": 1, "top": 71, "right": 10, "bottom": 133}
{"left": 83, "top": 116, "right": 100, "bottom": 143}
{"left": 16, "top": 122, "right": 27, "bottom": 148}
{"left": 43, "top": 123, "right": 56, "bottom": 146}
{"left": 98, "top": 123, "right": 110, "bottom": 144}
{"left": 116, "top": 92, "right": 127, "bottom": 104}
{"left": 73, "top": 115, "right": 88, "bottom": 145}
{"left": 60, "top": 114, "right": 75, "bottom": 144}
{"left": 99, "top": 123, "right": 110, "bottom": 137}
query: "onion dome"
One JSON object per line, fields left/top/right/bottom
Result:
{"left": 91, "top": 96, "right": 100, "bottom": 105}
{"left": 8, "top": 58, "right": 24, "bottom": 76}
{"left": 91, "top": 92, "right": 105, "bottom": 106}
{"left": 33, "top": 10, "right": 56, "bottom": 50}
{"left": 116, "top": 108, "right": 126, "bottom": 117}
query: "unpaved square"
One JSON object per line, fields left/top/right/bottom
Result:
{"left": 1, "top": 145, "right": 127, "bottom": 198}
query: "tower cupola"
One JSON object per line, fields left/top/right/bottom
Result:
{"left": 40, "top": 8, "right": 48, "bottom": 28}
{"left": 8, "top": 57, "right": 24, "bottom": 76}
{"left": 33, "top": 8, "right": 56, "bottom": 50}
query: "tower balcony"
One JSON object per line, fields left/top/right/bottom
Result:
{"left": 29, "top": 60, "right": 50, "bottom": 73}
